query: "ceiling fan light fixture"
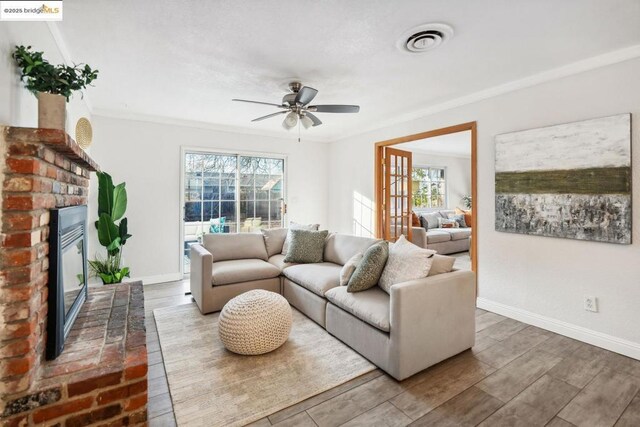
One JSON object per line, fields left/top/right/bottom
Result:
{"left": 301, "top": 115, "right": 314, "bottom": 129}
{"left": 283, "top": 111, "right": 298, "bottom": 130}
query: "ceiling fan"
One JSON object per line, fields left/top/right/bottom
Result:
{"left": 233, "top": 82, "right": 360, "bottom": 130}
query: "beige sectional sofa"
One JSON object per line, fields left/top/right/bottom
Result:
{"left": 190, "top": 230, "right": 476, "bottom": 380}
{"left": 411, "top": 209, "right": 471, "bottom": 254}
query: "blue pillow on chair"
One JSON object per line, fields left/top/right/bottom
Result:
{"left": 210, "top": 217, "right": 226, "bottom": 233}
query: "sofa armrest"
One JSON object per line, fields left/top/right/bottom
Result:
{"left": 190, "top": 244, "right": 213, "bottom": 314}
{"left": 410, "top": 227, "right": 427, "bottom": 248}
{"left": 389, "top": 270, "right": 476, "bottom": 379}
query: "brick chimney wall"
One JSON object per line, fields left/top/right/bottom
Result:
{"left": 0, "top": 127, "right": 148, "bottom": 425}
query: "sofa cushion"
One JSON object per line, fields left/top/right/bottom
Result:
{"left": 420, "top": 212, "right": 441, "bottom": 230}
{"left": 261, "top": 228, "right": 288, "bottom": 257}
{"left": 447, "top": 228, "right": 472, "bottom": 241}
{"left": 379, "top": 235, "right": 436, "bottom": 293}
{"left": 428, "top": 254, "right": 456, "bottom": 276}
{"left": 268, "top": 254, "right": 297, "bottom": 271}
{"left": 426, "top": 230, "right": 452, "bottom": 244}
{"left": 283, "top": 263, "right": 342, "bottom": 296}
{"left": 340, "top": 253, "right": 363, "bottom": 286}
{"left": 324, "top": 233, "right": 378, "bottom": 266}
{"left": 456, "top": 207, "right": 473, "bottom": 228}
{"left": 438, "top": 209, "right": 456, "bottom": 218}
{"left": 211, "top": 259, "right": 280, "bottom": 286}
{"left": 347, "top": 241, "right": 389, "bottom": 293}
{"left": 325, "top": 286, "right": 390, "bottom": 332}
{"left": 438, "top": 218, "right": 459, "bottom": 229}
{"left": 281, "top": 222, "right": 320, "bottom": 255}
{"left": 203, "top": 233, "right": 268, "bottom": 262}
{"left": 411, "top": 211, "right": 421, "bottom": 227}
{"left": 448, "top": 213, "right": 467, "bottom": 228}
{"left": 284, "top": 229, "right": 329, "bottom": 263}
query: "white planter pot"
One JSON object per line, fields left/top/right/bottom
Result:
{"left": 37, "top": 92, "right": 66, "bottom": 130}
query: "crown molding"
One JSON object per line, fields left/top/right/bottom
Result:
{"left": 44, "top": 24, "right": 640, "bottom": 144}
{"left": 91, "top": 108, "right": 328, "bottom": 144}
{"left": 336, "top": 43, "right": 640, "bottom": 142}
{"left": 46, "top": 22, "right": 94, "bottom": 113}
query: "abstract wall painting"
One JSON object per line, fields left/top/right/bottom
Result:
{"left": 495, "top": 114, "right": 631, "bottom": 244}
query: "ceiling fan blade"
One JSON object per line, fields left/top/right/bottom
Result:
{"left": 233, "top": 99, "right": 285, "bottom": 108}
{"left": 309, "top": 105, "right": 360, "bottom": 113}
{"left": 251, "top": 110, "right": 288, "bottom": 122}
{"left": 294, "top": 86, "right": 318, "bottom": 106}
{"left": 305, "top": 112, "right": 322, "bottom": 127}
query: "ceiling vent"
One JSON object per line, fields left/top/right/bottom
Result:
{"left": 398, "top": 23, "right": 454, "bottom": 54}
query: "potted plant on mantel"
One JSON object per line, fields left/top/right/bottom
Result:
{"left": 89, "top": 172, "right": 133, "bottom": 284}
{"left": 12, "top": 45, "right": 98, "bottom": 131}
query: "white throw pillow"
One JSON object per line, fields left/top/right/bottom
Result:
{"left": 428, "top": 254, "right": 456, "bottom": 276}
{"left": 340, "top": 253, "right": 363, "bottom": 286}
{"left": 281, "top": 222, "right": 320, "bottom": 255}
{"left": 378, "top": 235, "right": 436, "bottom": 293}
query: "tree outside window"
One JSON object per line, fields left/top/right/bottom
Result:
{"left": 412, "top": 166, "right": 446, "bottom": 209}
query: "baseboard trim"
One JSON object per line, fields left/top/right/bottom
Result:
{"left": 476, "top": 297, "right": 640, "bottom": 360}
{"left": 126, "top": 273, "right": 184, "bottom": 286}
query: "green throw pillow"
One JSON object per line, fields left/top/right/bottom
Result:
{"left": 347, "top": 241, "right": 389, "bottom": 293}
{"left": 284, "top": 229, "right": 329, "bottom": 264}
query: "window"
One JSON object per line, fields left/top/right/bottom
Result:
{"left": 412, "top": 166, "right": 446, "bottom": 209}
{"left": 183, "top": 151, "right": 285, "bottom": 272}
{"left": 184, "top": 152, "right": 285, "bottom": 233}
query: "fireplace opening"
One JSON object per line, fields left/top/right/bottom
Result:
{"left": 47, "top": 205, "right": 89, "bottom": 360}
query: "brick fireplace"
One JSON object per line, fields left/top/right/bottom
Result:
{"left": 1, "top": 127, "right": 148, "bottom": 425}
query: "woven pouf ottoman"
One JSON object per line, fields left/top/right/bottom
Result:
{"left": 218, "top": 290, "right": 292, "bottom": 355}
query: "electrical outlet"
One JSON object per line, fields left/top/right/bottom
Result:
{"left": 584, "top": 296, "right": 598, "bottom": 313}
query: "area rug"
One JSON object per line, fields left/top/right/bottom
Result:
{"left": 154, "top": 303, "right": 376, "bottom": 427}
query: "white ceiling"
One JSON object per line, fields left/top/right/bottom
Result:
{"left": 397, "top": 130, "right": 471, "bottom": 157}
{"left": 57, "top": 0, "right": 640, "bottom": 141}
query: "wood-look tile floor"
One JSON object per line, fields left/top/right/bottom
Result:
{"left": 144, "top": 280, "right": 640, "bottom": 427}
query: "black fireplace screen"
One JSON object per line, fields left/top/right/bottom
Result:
{"left": 47, "top": 205, "right": 88, "bottom": 360}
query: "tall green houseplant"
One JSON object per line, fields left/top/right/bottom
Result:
{"left": 89, "top": 172, "right": 132, "bottom": 284}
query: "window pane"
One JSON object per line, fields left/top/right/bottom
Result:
{"left": 203, "top": 176, "right": 220, "bottom": 200}
{"left": 241, "top": 185, "right": 254, "bottom": 201}
{"left": 221, "top": 179, "right": 235, "bottom": 200}
{"left": 240, "top": 201, "right": 255, "bottom": 221}
{"left": 185, "top": 202, "right": 202, "bottom": 222}
{"left": 221, "top": 201, "right": 236, "bottom": 232}
{"left": 411, "top": 166, "right": 446, "bottom": 209}
{"left": 255, "top": 201, "right": 269, "bottom": 220}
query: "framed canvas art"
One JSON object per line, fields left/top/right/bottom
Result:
{"left": 495, "top": 114, "right": 631, "bottom": 244}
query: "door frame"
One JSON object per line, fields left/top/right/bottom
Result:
{"left": 179, "top": 146, "right": 289, "bottom": 277}
{"left": 374, "top": 121, "right": 478, "bottom": 273}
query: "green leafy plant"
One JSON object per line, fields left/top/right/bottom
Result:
{"left": 89, "top": 172, "right": 132, "bottom": 284}
{"left": 462, "top": 195, "right": 472, "bottom": 209}
{"left": 88, "top": 256, "right": 130, "bottom": 285}
{"left": 12, "top": 45, "right": 98, "bottom": 101}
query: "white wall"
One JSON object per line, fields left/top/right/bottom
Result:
{"left": 409, "top": 151, "right": 471, "bottom": 211}
{"left": 0, "top": 22, "right": 91, "bottom": 129}
{"left": 88, "top": 116, "right": 329, "bottom": 283}
{"left": 327, "top": 57, "right": 640, "bottom": 357}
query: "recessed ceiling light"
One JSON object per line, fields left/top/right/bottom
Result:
{"left": 397, "top": 23, "right": 454, "bottom": 54}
